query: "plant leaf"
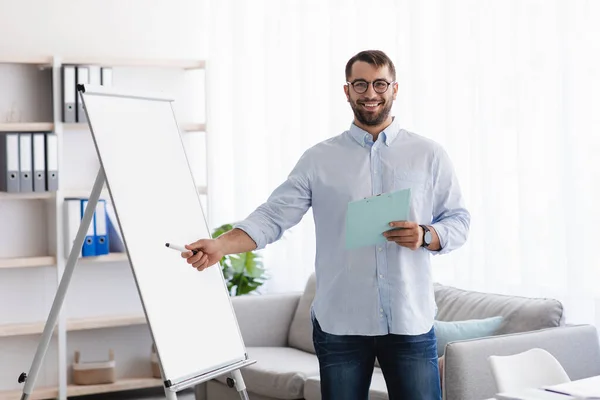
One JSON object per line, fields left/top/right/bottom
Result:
{"left": 212, "top": 223, "right": 234, "bottom": 239}
{"left": 229, "top": 254, "right": 246, "bottom": 274}
{"left": 211, "top": 222, "right": 268, "bottom": 296}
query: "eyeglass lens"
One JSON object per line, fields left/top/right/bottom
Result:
{"left": 352, "top": 80, "right": 390, "bottom": 94}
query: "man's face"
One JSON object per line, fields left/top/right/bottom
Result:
{"left": 344, "top": 61, "right": 397, "bottom": 127}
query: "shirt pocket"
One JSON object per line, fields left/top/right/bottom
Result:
{"left": 393, "top": 169, "right": 430, "bottom": 216}
{"left": 393, "top": 170, "right": 428, "bottom": 192}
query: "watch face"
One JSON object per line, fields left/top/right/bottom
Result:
{"left": 424, "top": 231, "right": 433, "bottom": 244}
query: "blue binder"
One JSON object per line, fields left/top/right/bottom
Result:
{"left": 94, "top": 199, "right": 109, "bottom": 255}
{"left": 80, "top": 199, "right": 96, "bottom": 257}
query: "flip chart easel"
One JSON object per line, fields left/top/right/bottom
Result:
{"left": 17, "top": 84, "right": 255, "bottom": 400}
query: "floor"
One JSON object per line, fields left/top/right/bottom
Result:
{"left": 76, "top": 387, "right": 196, "bottom": 400}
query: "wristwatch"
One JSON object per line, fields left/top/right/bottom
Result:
{"left": 420, "top": 225, "right": 432, "bottom": 248}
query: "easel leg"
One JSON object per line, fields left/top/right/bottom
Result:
{"left": 164, "top": 388, "right": 177, "bottom": 400}
{"left": 19, "top": 169, "right": 106, "bottom": 400}
{"left": 228, "top": 369, "right": 250, "bottom": 400}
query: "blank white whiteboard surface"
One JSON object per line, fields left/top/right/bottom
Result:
{"left": 78, "top": 84, "right": 248, "bottom": 388}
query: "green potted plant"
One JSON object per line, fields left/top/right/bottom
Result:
{"left": 212, "top": 223, "right": 268, "bottom": 296}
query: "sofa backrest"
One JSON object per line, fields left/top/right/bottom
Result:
{"left": 287, "top": 272, "right": 317, "bottom": 354}
{"left": 285, "top": 276, "right": 566, "bottom": 354}
{"left": 434, "top": 283, "right": 565, "bottom": 335}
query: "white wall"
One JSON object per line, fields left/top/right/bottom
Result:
{"left": 0, "top": 0, "right": 207, "bottom": 60}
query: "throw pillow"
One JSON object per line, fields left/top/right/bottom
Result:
{"left": 434, "top": 316, "right": 503, "bottom": 357}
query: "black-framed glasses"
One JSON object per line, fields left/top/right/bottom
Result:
{"left": 346, "top": 79, "right": 396, "bottom": 94}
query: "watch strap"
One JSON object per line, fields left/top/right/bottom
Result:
{"left": 420, "top": 224, "right": 431, "bottom": 247}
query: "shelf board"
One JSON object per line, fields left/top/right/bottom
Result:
{"left": 0, "top": 123, "right": 54, "bottom": 132}
{"left": 62, "top": 188, "right": 110, "bottom": 199}
{"left": 0, "top": 320, "right": 52, "bottom": 338}
{"left": 0, "top": 122, "right": 205, "bottom": 133}
{"left": 0, "top": 378, "right": 163, "bottom": 400}
{"left": 64, "top": 186, "right": 205, "bottom": 199}
{"left": 0, "top": 192, "right": 54, "bottom": 200}
{"left": 67, "top": 377, "right": 163, "bottom": 397}
{"left": 0, "top": 56, "right": 52, "bottom": 67}
{"left": 0, "top": 314, "right": 146, "bottom": 338}
{"left": 0, "top": 56, "right": 205, "bottom": 70}
{"left": 62, "top": 57, "right": 205, "bottom": 70}
{"left": 0, "top": 256, "right": 56, "bottom": 269}
{"left": 0, "top": 385, "right": 58, "bottom": 400}
{"left": 66, "top": 314, "right": 147, "bottom": 332}
{"left": 181, "top": 123, "right": 206, "bottom": 132}
{"left": 63, "top": 122, "right": 206, "bottom": 132}
{"left": 62, "top": 123, "right": 88, "bottom": 131}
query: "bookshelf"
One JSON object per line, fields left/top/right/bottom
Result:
{"left": 0, "top": 55, "right": 207, "bottom": 399}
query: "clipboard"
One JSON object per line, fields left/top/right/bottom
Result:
{"left": 345, "top": 188, "right": 411, "bottom": 249}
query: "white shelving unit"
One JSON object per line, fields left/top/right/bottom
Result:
{"left": 0, "top": 55, "right": 208, "bottom": 399}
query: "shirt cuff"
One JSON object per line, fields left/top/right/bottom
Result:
{"left": 430, "top": 222, "right": 449, "bottom": 255}
{"left": 233, "top": 221, "right": 266, "bottom": 250}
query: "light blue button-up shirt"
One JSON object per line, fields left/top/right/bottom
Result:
{"left": 235, "top": 117, "right": 470, "bottom": 336}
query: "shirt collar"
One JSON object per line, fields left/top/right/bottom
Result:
{"left": 348, "top": 117, "right": 401, "bottom": 147}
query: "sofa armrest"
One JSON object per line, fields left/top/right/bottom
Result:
{"left": 231, "top": 292, "right": 301, "bottom": 347}
{"left": 442, "top": 324, "right": 600, "bottom": 400}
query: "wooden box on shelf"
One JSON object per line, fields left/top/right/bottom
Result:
{"left": 150, "top": 344, "right": 161, "bottom": 379}
{"left": 72, "top": 349, "right": 116, "bottom": 385}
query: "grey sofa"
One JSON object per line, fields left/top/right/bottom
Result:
{"left": 195, "top": 274, "right": 600, "bottom": 400}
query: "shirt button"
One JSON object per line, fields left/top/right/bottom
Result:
{"left": 380, "top": 308, "right": 384, "bottom": 313}
{"left": 374, "top": 170, "right": 378, "bottom": 174}
{"left": 379, "top": 274, "right": 384, "bottom": 278}
{"left": 378, "top": 247, "right": 382, "bottom": 251}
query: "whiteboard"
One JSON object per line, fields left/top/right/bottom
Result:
{"left": 78, "top": 84, "right": 249, "bottom": 389}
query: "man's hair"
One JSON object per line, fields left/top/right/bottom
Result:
{"left": 345, "top": 50, "right": 396, "bottom": 81}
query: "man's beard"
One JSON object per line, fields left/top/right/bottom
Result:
{"left": 350, "top": 97, "right": 393, "bottom": 126}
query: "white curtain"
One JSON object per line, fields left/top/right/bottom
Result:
{"left": 205, "top": 0, "right": 600, "bottom": 327}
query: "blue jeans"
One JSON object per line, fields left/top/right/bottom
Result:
{"left": 312, "top": 314, "right": 442, "bottom": 400}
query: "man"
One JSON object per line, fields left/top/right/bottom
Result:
{"left": 182, "top": 50, "right": 470, "bottom": 400}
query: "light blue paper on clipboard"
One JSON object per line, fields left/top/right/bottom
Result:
{"left": 345, "top": 188, "right": 411, "bottom": 249}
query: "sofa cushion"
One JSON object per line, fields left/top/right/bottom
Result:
{"left": 433, "top": 283, "right": 564, "bottom": 335}
{"left": 434, "top": 316, "right": 503, "bottom": 357}
{"left": 288, "top": 273, "right": 317, "bottom": 354}
{"left": 303, "top": 367, "right": 389, "bottom": 400}
{"left": 214, "top": 347, "right": 319, "bottom": 399}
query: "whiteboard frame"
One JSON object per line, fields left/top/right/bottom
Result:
{"left": 77, "top": 83, "right": 255, "bottom": 391}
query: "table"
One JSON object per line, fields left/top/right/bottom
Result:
{"left": 490, "top": 375, "right": 600, "bottom": 399}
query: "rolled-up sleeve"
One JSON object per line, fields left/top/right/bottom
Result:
{"left": 234, "top": 152, "right": 313, "bottom": 250}
{"left": 429, "top": 146, "right": 470, "bottom": 255}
